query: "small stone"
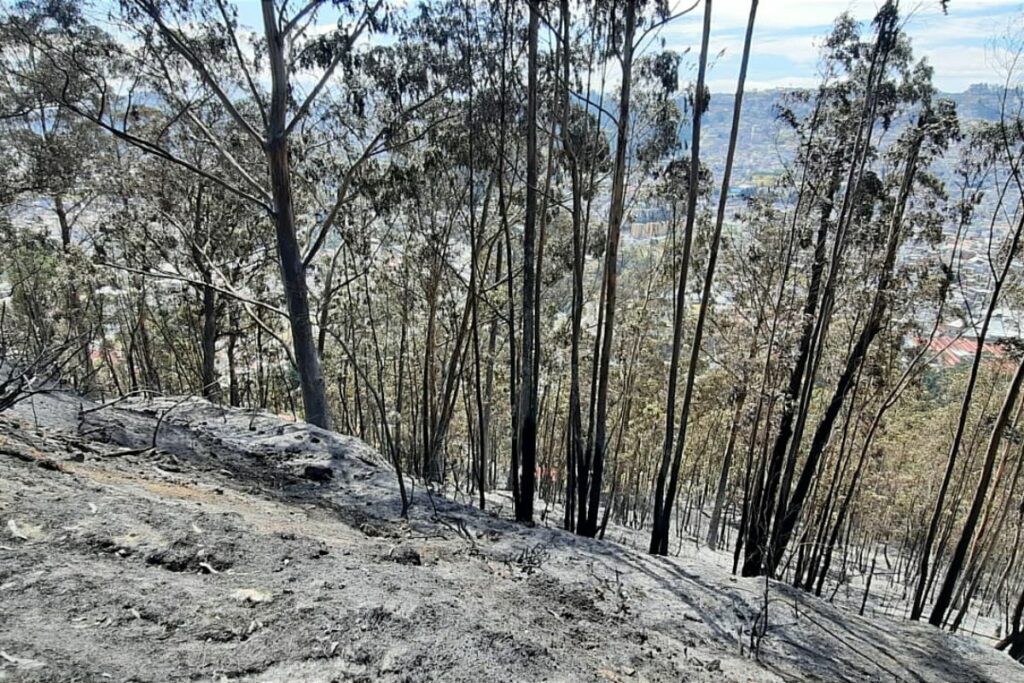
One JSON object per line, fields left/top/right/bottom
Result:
{"left": 231, "top": 588, "right": 273, "bottom": 604}
{"left": 387, "top": 545, "right": 422, "bottom": 566}
{"left": 303, "top": 464, "right": 333, "bottom": 483}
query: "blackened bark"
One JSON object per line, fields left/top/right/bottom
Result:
{"left": 583, "top": 0, "right": 636, "bottom": 537}
{"left": 262, "top": 3, "right": 330, "bottom": 429}
{"left": 742, "top": 170, "right": 836, "bottom": 576}
{"left": 560, "top": 0, "right": 584, "bottom": 534}
{"left": 767, "top": 126, "right": 922, "bottom": 576}
{"left": 516, "top": 1, "right": 540, "bottom": 524}
{"left": 649, "top": 0, "right": 705, "bottom": 552}
{"left": 930, "top": 355, "right": 1024, "bottom": 626}
{"left": 200, "top": 282, "right": 218, "bottom": 398}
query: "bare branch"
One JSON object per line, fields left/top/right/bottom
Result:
{"left": 133, "top": 0, "right": 265, "bottom": 145}
{"left": 283, "top": 0, "right": 383, "bottom": 137}
{"left": 215, "top": 0, "right": 269, "bottom": 128}
{"left": 98, "top": 261, "right": 287, "bottom": 318}
{"left": 282, "top": 0, "right": 323, "bottom": 37}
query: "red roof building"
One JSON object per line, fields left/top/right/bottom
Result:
{"left": 918, "top": 335, "right": 1007, "bottom": 368}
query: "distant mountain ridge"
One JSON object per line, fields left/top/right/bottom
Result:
{"left": 693, "top": 83, "right": 1008, "bottom": 185}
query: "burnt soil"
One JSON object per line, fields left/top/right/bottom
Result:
{"left": 1, "top": 393, "right": 1021, "bottom": 683}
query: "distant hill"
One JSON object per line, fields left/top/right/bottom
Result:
{"left": 695, "top": 83, "right": 1008, "bottom": 185}
{"left": 692, "top": 84, "right": 1003, "bottom": 187}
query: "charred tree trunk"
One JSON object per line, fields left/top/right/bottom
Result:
{"left": 560, "top": 0, "right": 585, "bottom": 533}
{"left": 742, "top": 169, "right": 837, "bottom": 576}
{"left": 581, "top": 0, "right": 636, "bottom": 537}
{"left": 930, "top": 355, "right": 1024, "bottom": 626}
{"left": 767, "top": 120, "right": 923, "bottom": 576}
{"left": 515, "top": 0, "right": 540, "bottom": 524}
{"left": 262, "top": 3, "right": 330, "bottom": 429}
{"left": 649, "top": 0, "right": 712, "bottom": 554}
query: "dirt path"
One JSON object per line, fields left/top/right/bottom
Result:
{"left": 0, "top": 394, "right": 1020, "bottom": 682}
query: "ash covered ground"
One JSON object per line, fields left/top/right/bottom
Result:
{"left": 0, "top": 393, "right": 1020, "bottom": 682}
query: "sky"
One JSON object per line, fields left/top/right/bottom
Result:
{"left": 227, "top": 0, "right": 1024, "bottom": 94}
{"left": 658, "top": 0, "right": 1024, "bottom": 93}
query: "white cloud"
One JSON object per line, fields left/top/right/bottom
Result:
{"left": 708, "top": 75, "right": 823, "bottom": 92}
{"left": 925, "top": 44, "right": 1017, "bottom": 87}
{"left": 656, "top": 0, "right": 1024, "bottom": 92}
{"left": 683, "top": 0, "right": 1023, "bottom": 31}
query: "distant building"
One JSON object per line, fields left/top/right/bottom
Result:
{"left": 919, "top": 335, "right": 1007, "bottom": 368}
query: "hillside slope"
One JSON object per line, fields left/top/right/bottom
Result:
{"left": 1, "top": 393, "right": 1020, "bottom": 683}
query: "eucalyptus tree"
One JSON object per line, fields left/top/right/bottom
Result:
{"left": 705, "top": 191, "right": 792, "bottom": 553}
{"left": 573, "top": 0, "right": 696, "bottom": 538}
{"left": 0, "top": 223, "right": 94, "bottom": 411}
{"left": 766, "top": 77, "right": 959, "bottom": 580}
{"left": 649, "top": 0, "right": 759, "bottom": 556}
{"left": 0, "top": 19, "right": 105, "bottom": 392}
{"left": 793, "top": 116, "right": 986, "bottom": 598}
{"left": 96, "top": 110, "right": 270, "bottom": 401}
{"left": 919, "top": 119, "right": 1024, "bottom": 627}
{"left": 551, "top": 0, "right": 612, "bottom": 532}
{"left": 931, "top": 347, "right": 1024, "bottom": 626}
{"left": 739, "top": 2, "right": 937, "bottom": 577}
{"left": 2, "top": 0, "right": 442, "bottom": 429}
{"left": 912, "top": 115, "right": 1024, "bottom": 621}
{"left": 515, "top": 0, "right": 540, "bottom": 523}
